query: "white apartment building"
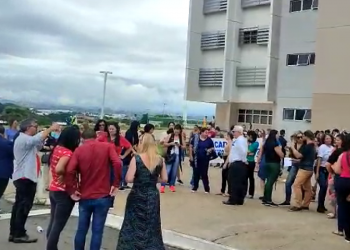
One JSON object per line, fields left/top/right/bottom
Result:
{"left": 185, "top": 0, "right": 320, "bottom": 134}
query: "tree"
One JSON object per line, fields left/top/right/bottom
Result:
{"left": 140, "top": 113, "right": 149, "bottom": 124}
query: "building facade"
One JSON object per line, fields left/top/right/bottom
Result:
{"left": 185, "top": 0, "right": 341, "bottom": 134}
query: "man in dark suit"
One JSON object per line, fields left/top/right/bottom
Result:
{"left": 0, "top": 125, "right": 14, "bottom": 209}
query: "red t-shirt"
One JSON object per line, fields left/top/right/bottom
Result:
{"left": 98, "top": 135, "right": 131, "bottom": 156}
{"left": 208, "top": 130, "right": 216, "bottom": 138}
{"left": 49, "top": 146, "right": 73, "bottom": 191}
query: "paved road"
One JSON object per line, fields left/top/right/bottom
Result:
{"left": 3, "top": 164, "right": 350, "bottom": 250}
{"left": 0, "top": 215, "right": 181, "bottom": 250}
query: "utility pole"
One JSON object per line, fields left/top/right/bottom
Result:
{"left": 99, "top": 71, "right": 112, "bottom": 119}
{"left": 162, "top": 103, "right": 166, "bottom": 116}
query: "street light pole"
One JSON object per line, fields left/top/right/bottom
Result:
{"left": 99, "top": 71, "right": 112, "bottom": 119}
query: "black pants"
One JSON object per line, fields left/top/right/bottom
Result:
{"left": 10, "top": 179, "right": 37, "bottom": 237}
{"left": 247, "top": 161, "right": 255, "bottom": 197}
{"left": 228, "top": 161, "right": 248, "bottom": 204}
{"left": 192, "top": 159, "right": 210, "bottom": 192}
{"left": 335, "top": 177, "right": 350, "bottom": 240}
{"left": 221, "top": 156, "right": 228, "bottom": 194}
{"left": 0, "top": 178, "right": 9, "bottom": 199}
{"left": 46, "top": 191, "right": 75, "bottom": 250}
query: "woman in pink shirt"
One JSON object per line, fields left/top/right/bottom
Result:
{"left": 332, "top": 133, "right": 350, "bottom": 242}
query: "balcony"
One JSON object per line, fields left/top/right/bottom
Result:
{"left": 201, "top": 31, "right": 225, "bottom": 50}
{"left": 236, "top": 67, "right": 266, "bottom": 87}
{"left": 203, "top": 0, "right": 227, "bottom": 14}
{"left": 199, "top": 68, "right": 223, "bottom": 87}
{"left": 241, "top": 0, "right": 271, "bottom": 8}
{"left": 239, "top": 26, "right": 269, "bottom": 45}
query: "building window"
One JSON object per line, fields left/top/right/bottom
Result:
{"left": 241, "top": 0, "right": 271, "bottom": 8}
{"left": 289, "top": 0, "right": 318, "bottom": 13}
{"left": 283, "top": 108, "right": 311, "bottom": 121}
{"left": 239, "top": 27, "right": 269, "bottom": 45}
{"left": 201, "top": 31, "right": 226, "bottom": 50}
{"left": 238, "top": 109, "right": 273, "bottom": 125}
{"left": 199, "top": 68, "right": 223, "bottom": 87}
{"left": 286, "top": 53, "right": 315, "bottom": 66}
{"left": 203, "top": 0, "right": 228, "bottom": 14}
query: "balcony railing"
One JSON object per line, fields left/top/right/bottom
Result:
{"left": 201, "top": 31, "right": 226, "bottom": 50}
{"left": 236, "top": 67, "right": 266, "bottom": 86}
{"left": 203, "top": 0, "right": 227, "bottom": 14}
{"left": 199, "top": 68, "right": 223, "bottom": 87}
{"left": 241, "top": 0, "right": 271, "bottom": 8}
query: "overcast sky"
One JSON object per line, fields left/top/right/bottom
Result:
{"left": 0, "top": 0, "right": 215, "bottom": 115}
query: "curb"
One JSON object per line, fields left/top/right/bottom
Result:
{"left": 0, "top": 202, "right": 239, "bottom": 250}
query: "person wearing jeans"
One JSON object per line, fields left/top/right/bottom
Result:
{"left": 65, "top": 129, "right": 122, "bottom": 250}
{"left": 160, "top": 124, "right": 186, "bottom": 193}
{"left": 75, "top": 197, "right": 111, "bottom": 250}
{"left": 315, "top": 134, "right": 334, "bottom": 213}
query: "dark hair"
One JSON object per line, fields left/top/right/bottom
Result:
{"left": 168, "top": 122, "right": 175, "bottom": 128}
{"left": 215, "top": 126, "right": 220, "bottom": 131}
{"left": 342, "top": 133, "right": 350, "bottom": 150}
{"left": 0, "top": 125, "right": 4, "bottom": 135}
{"left": 227, "top": 131, "right": 234, "bottom": 140}
{"left": 144, "top": 123, "right": 155, "bottom": 133}
{"left": 56, "top": 126, "right": 81, "bottom": 152}
{"left": 167, "top": 128, "right": 174, "bottom": 134}
{"left": 321, "top": 134, "right": 334, "bottom": 145}
{"left": 336, "top": 133, "right": 346, "bottom": 149}
{"left": 125, "top": 120, "right": 140, "bottom": 146}
{"left": 325, "top": 129, "right": 331, "bottom": 134}
{"left": 82, "top": 129, "right": 97, "bottom": 140}
{"left": 265, "top": 129, "right": 278, "bottom": 144}
{"left": 94, "top": 119, "right": 108, "bottom": 132}
{"left": 230, "top": 125, "right": 235, "bottom": 131}
{"left": 280, "top": 129, "right": 285, "bottom": 136}
{"left": 200, "top": 127, "right": 208, "bottom": 134}
{"left": 332, "top": 129, "right": 340, "bottom": 134}
{"left": 174, "top": 124, "right": 182, "bottom": 131}
{"left": 304, "top": 130, "right": 315, "bottom": 140}
{"left": 247, "top": 130, "right": 257, "bottom": 142}
{"left": 109, "top": 122, "right": 121, "bottom": 147}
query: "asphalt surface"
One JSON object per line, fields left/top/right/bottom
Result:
{"left": 0, "top": 215, "right": 181, "bottom": 250}
{"left": 0, "top": 198, "right": 45, "bottom": 214}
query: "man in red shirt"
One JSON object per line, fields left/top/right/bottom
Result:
{"left": 65, "top": 129, "right": 122, "bottom": 250}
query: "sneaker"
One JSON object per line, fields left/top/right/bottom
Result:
{"left": 259, "top": 196, "right": 264, "bottom": 200}
{"left": 169, "top": 186, "right": 176, "bottom": 192}
{"left": 160, "top": 186, "right": 165, "bottom": 193}
{"left": 124, "top": 186, "right": 131, "bottom": 189}
{"left": 317, "top": 207, "right": 327, "bottom": 213}
{"left": 289, "top": 206, "right": 302, "bottom": 212}
{"left": 301, "top": 206, "right": 309, "bottom": 210}
{"left": 13, "top": 234, "right": 38, "bottom": 243}
{"left": 248, "top": 195, "right": 254, "bottom": 199}
{"left": 279, "top": 201, "right": 291, "bottom": 206}
{"left": 8, "top": 235, "right": 13, "bottom": 242}
{"left": 177, "top": 180, "right": 184, "bottom": 185}
{"left": 264, "top": 201, "right": 278, "bottom": 207}
{"left": 119, "top": 187, "right": 125, "bottom": 191}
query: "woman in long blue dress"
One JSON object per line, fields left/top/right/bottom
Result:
{"left": 117, "top": 133, "right": 168, "bottom": 250}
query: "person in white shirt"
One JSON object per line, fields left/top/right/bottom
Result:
{"left": 222, "top": 125, "right": 248, "bottom": 205}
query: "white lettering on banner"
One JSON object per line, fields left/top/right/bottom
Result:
{"left": 210, "top": 138, "right": 227, "bottom": 164}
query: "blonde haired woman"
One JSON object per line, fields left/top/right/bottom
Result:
{"left": 117, "top": 133, "right": 167, "bottom": 250}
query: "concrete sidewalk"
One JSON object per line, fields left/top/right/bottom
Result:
{"left": 4, "top": 165, "right": 350, "bottom": 250}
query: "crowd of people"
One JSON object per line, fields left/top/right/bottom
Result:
{"left": 1, "top": 116, "right": 350, "bottom": 248}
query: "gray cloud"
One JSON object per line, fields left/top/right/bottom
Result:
{"left": 0, "top": 0, "right": 215, "bottom": 115}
